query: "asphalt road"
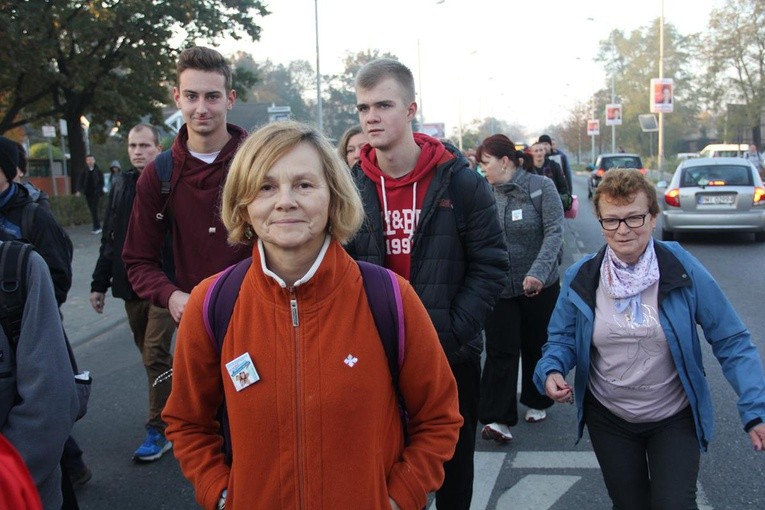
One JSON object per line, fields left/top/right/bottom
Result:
{"left": 62, "top": 173, "right": 765, "bottom": 509}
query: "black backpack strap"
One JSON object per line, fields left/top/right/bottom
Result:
{"left": 0, "top": 241, "right": 32, "bottom": 347}
{"left": 357, "top": 261, "right": 410, "bottom": 446}
{"left": 154, "top": 150, "right": 173, "bottom": 197}
{"left": 20, "top": 202, "right": 38, "bottom": 243}
{"left": 202, "top": 257, "right": 253, "bottom": 463}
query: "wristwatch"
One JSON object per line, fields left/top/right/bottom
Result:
{"left": 217, "top": 489, "right": 227, "bottom": 510}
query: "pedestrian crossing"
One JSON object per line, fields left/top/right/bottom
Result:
{"left": 428, "top": 450, "right": 713, "bottom": 510}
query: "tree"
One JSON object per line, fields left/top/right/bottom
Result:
{"left": 592, "top": 21, "right": 701, "bottom": 159}
{"left": 702, "top": 0, "right": 765, "bottom": 147}
{"left": 321, "top": 50, "right": 399, "bottom": 140}
{"left": 231, "top": 54, "right": 315, "bottom": 124}
{"left": 0, "top": 0, "right": 269, "bottom": 186}
{"left": 454, "top": 118, "right": 526, "bottom": 151}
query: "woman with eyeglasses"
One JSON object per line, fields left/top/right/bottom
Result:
{"left": 534, "top": 169, "right": 765, "bottom": 509}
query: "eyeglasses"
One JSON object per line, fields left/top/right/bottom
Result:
{"left": 598, "top": 213, "right": 649, "bottom": 231}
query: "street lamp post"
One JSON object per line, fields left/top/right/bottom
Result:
{"left": 314, "top": 0, "right": 323, "bottom": 132}
{"left": 657, "top": 0, "right": 665, "bottom": 177}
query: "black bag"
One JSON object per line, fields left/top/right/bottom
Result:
{"left": 0, "top": 241, "right": 90, "bottom": 420}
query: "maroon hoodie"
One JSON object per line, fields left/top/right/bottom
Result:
{"left": 359, "top": 133, "right": 453, "bottom": 278}
{"left": 123, "top": 124, "right": 250, "bottom": 308}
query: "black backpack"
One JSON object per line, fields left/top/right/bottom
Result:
{"left": 0, "top": 241, "right": 90, "bottom": 420}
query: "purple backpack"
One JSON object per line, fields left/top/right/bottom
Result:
{"left": 202, "top": 258, "right": 409, "bottom": 461}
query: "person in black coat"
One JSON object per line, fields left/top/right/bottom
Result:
{"left": 76, "top": 154, "right": 104, "bottom": 234}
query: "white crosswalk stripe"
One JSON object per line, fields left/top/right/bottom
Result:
{"left": 425, "top": 450, "right": 714, "bottom": 510}
{"left": 495, "top": 474, "right": 580, "bottom": 510}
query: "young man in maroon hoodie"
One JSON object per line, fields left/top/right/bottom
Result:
{"left": 345, "top": 59, "right": 508, "bottom": 510}
{"left": 123, "top": 47, "right": 249, "bottom": 327}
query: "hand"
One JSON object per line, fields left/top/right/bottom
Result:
{"left": 545, "top": 372, "right": 573, "bottom": 404}
{"left": 89, "top": 291, "right": 106, "bottom": 314}
{"left": 168, "top": 290, "right": 190, "bottom": 323}
{"left": 523, "top": 276, "right": 544, "bottom": 297}
{"left": 388, "top": 497, "right": 400, "bottom": 510}
{"left": 748, "top": 423, "right": 765, "bottom": 451}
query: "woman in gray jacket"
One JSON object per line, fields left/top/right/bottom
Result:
{"left": 476, "top": 134, "right": 564, "bottom": 442}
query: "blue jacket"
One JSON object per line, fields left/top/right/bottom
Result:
{"left": 533, "top": 240, "right": 765, "bottom": 450}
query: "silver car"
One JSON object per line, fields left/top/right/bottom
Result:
{"left": 660, "top": 157, "right": 765, "bottom": 242}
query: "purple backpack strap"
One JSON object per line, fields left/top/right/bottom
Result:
{"left": 357, "top": 261, "right": 410, "bottom": 445}
{"left": 203, "top": 257, "right": 253, "bottom": 350}
{"left": 201, "top": 256, "right": 252, "bottom": 463}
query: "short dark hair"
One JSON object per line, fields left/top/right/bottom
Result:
{"left": 129, "top": 123, "right": 161, "bottom": 146}
{"left": 177, "top": 46, "right": 232, "bottom": 90}
{"left": 355, "top": 59, "right": 415, "bottom": 103}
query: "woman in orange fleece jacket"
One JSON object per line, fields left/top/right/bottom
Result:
{"left": 163, "top": 121, "right": 462, "bottom": 510}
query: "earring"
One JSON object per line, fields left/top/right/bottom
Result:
{"left": 244, "top": 225, "right": 254, "bottom": 240}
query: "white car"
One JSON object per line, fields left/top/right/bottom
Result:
{"left": 660, "top": 157, "right": 765, "bottom": 242}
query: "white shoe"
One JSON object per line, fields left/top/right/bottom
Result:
{"left": 525, "top": 408, "right": 547, "bottom": 423}
{"left": 481, "top": 423, "right": 513, "bottom": 443}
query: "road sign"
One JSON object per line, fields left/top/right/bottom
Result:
{"left": 605, "top": 104, "right": 622, "bottom": 126}
{"left": 42, "top": 125, "right": 56, "bottom": 138}
{"left": 587, "top": 119, "right": 600, "bottom": 136}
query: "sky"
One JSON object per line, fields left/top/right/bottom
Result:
{"left": 217, "top": 0, "right": 725, "bottom": 140}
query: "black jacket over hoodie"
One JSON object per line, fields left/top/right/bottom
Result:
{"left": 345, "top": 143, "right": 508, "bottom": 364}
{"left": 0, "top": 183, "right": 72, "bottom": 305}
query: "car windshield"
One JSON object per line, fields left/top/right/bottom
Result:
{"left": 602, "top": 157, "right": 641, "bottom": 170}
{"left": 680, "top": 165, "right": 753, "bottom": 187}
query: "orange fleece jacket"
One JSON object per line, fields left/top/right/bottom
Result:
{"left": 163, "top": 240, "right": 462, "bottom": 510}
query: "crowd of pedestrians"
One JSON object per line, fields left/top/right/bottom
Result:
{"left": 1, "top": 46, "right": 765, "bottom": 510}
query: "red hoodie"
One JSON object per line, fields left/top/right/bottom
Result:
{"left": 359, "top": 133, "right": 453, "bottom": 278}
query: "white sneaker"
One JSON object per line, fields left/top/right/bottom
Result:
{"left": 481, "top": 423, "right": 513, "bottom": 443}
{"left": 525, "top": 408, "right": 547, "bottom": 423}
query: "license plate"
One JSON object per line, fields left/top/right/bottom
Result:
{"left": 698, "top": 194, "right": 734, "bottom": 205}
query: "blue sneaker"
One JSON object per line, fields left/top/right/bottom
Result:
{"left": 132, "top": 427, "right": 172, "bottom": 462}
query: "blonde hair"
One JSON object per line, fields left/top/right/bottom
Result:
{"left": 222, "top": 121, "right": 365, "bottom": 245}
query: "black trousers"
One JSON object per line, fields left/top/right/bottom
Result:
{"left": 435, "top": 357, "right": 480, "bottom": 510}
{"left": 585, "top": 391, "right": 700, "bottom": 510}
{"left": 85, "top": 194, "right": 100, "bottom": 230}
{"left": 479, "top": 283, "right": 558, "bottom": 427}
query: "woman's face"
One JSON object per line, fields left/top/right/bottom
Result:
{"left": 598, "top": 191, "right": 657, "bottom": 265}
{"left": 246, "top": 142, "right": 330, "bottom": 261}
{"left": 480, "top": 153, "right": 511, "bottom": 185}
{"left": 345, "top": 132, "right": 367, "bottom": 168}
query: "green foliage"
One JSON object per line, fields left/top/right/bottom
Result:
{"left": 231, "top": 54, "right": 315, "bottom": 123}
{"left": 0, "top": 0, "right": 271, "bottom": 182}
{"left": 29, "top": 142, "right": 64, "bottom": 159}
{"left": 702, "top": 0, "right": 765, "bottom": 145}
{"left": 49, "top": 194, "right": 106, "bottom": 227}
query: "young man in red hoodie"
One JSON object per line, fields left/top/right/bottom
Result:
{"left": 346, "top": 59, "right": 508, "bottom": 510}
{"left": 123, "top": 46, "right": 249, "bottom": 327}
{"left": 123, "top": 47, "right": 249, "bottom": 460}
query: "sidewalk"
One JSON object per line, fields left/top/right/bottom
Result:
{"left": 61, "top": 225, "right": 127, "bottom": 347}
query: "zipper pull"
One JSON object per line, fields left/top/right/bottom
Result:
{"left": 290, "top": 298, "right": 299, "bottom": 326}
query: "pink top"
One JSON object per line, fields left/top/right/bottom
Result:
{"left": 589, "top": 281, "right": 688, "bottom": 423}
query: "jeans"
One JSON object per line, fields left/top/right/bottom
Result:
{"left": 124, "top": 300, "right": 176, "bottom": 432}
{"left": 585, "top": 391, "right": 700, "bottom": 510}
{"left": 479, "top": 283, "right": 558, "bottom": 426}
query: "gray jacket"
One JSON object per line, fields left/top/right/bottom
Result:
{"left": 493, "top": 169, "right": 564, "bottom": 298}
{"left": 0, "top": 249, "right": 79, "bottom": 510}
